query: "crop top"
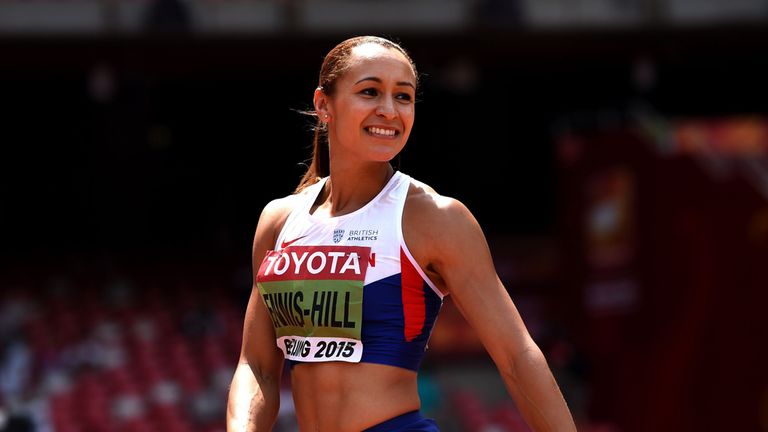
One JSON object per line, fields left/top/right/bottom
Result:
{"left": 255, "top": 171, "right": 444, "bottom": 371}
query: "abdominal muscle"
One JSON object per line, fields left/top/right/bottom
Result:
{"left": 290, "top": 361, "right": 420, "bottom": 432}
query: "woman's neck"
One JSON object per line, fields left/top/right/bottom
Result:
{"left": 315, "top": 163, "right": 394, "bottom": 217}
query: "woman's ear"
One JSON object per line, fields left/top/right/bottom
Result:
{"left": 313, "top": 87, "right": 331, "bottom": 123}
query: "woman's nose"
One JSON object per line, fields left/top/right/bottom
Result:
{"left": 376, "top": 97, "right": 396, "bottom": 119}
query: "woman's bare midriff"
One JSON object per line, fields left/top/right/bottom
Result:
{"left": 290, "top": 361, "right": 421, "bottom": 432}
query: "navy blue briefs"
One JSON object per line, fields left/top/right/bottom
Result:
{"left": 363, "top": 410, "right": 440, "bottom": 432}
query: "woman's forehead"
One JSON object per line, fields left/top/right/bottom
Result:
{"left": 345, "top": 44, "right": 416, "bottom": 82}
{"left": 350, "top": 42, "right": 399, "bottom": 60}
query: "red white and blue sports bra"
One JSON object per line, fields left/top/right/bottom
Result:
{"left": 255, "top": 171, "right": 444, "bottom": 371}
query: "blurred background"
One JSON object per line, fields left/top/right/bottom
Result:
{"left": 1, "top": 0, "right": 768, "bottom": 431}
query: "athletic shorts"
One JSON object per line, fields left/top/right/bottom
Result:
{"left": 363, "top": 410, "right": 440, "bottom": 432}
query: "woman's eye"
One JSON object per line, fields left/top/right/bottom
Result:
{"left": 397, "top": 93, "right": 413, "bottom": 102}
{"left": 360, "top": 88, "right": 378, "bottom": 97}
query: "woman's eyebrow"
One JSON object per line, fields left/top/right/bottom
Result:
{"left": 354, "top": 77, "right": 415, "bottom": 89}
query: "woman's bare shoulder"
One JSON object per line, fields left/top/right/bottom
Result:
{"left": 261, "top": 192, "right": 301, "bottom": 221}
{"left": 253, "top": 188, "right": 311, "bottom": 248}
{"left": 405, "top": 178, "right": 474, "bottom": 228}
{"left": 262, "top": 183, "right": 319, "bottom": 221}
{"left": 403, "top": 176, "right": 482, "bottom": 276}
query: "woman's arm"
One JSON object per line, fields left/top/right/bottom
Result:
{"left": 227, "top": 199, "right": 290, "bottom": 432}
{"left": 226, "top": 293, "right": 284, "bottom": 431}
{"left": 406, "top": 191, "right": 576, "bottom": 431}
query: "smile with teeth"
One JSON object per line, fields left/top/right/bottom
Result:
{"left": 366, "top": 126, "right": 397, "bottom": 137}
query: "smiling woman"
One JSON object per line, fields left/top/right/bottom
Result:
{"left": 295, "top": 36, "right": 419, "bottom": 195}
{"left": 313, "top": 41, "right": 415, "bottom": 172}
{"left": 226, "top": 35, "right": 576, "bottom": 432}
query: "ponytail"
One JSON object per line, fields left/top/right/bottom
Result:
{"left": 294, "top": 118, "right": 329, "bottom": 193}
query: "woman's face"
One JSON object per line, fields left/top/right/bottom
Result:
{"left": 319, "top": 43, "right": 417, "bottom": 164}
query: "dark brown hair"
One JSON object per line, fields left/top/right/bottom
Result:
{"left": 294, "top": 36, "right": 418, "bottom": 193}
